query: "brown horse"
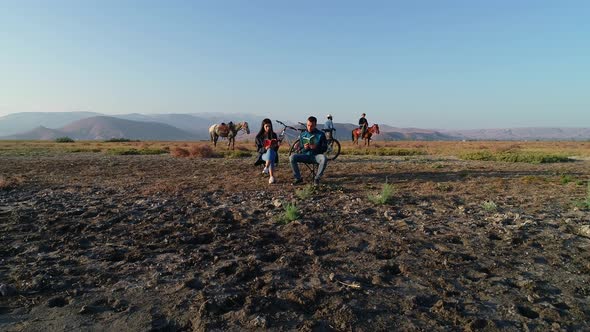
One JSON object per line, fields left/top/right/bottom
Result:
{"left": 209, "top": 121, "right": 250, "bottom": 150}
{"left": 352, "top": 123, "right": 380, "bottom": 146}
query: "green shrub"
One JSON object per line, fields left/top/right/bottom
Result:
{"left": 573, "top": 182, "right": 590, "bottom": 210}
{"left": 104, "top": 138, "right": 139, "bottom": 142}
{"left": 66, "top": 148, "right": 102, "bottom": 153}
{"left": 278, "top": 203, "right": 300, "bottom": 224}
{"left": 343, "top": 148, "right": 426, "bottom": 156}
{"left": 372, "top": 148, "right": 426, "bottom": 156}
{"left": 461, "top": 151, "right": 570, "bottom": 164}
{"left": 296, "top": 185, "right": 316, "bottom": 200}
{"left": 368, "top": 182, "right": 395, "bottom": 205}
{"left": 55, "top": 137, "right": 75, "bottom": 143}
{"left": 481, "top": 200, "right": 498, "bottom": 212}
{"left": 107, "top": 148, "right": 167, "bottom": 155}
{"left": 560, "top": 174, "right": 574, "bottom": 184}
{"left": 139, "top": 148, "right": 167, "bottom": 155}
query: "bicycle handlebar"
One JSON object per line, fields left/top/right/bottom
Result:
{"left": 276, "top": 120, "right": 302, "bottom": 132}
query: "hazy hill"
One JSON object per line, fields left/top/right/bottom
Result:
{"left": 2, "top": 126, "right": 66, "bottom": 140}
{"left": 326, "top": 123, "right": 457, "bottom": 141}
{"left": 1, "top": 116, "right": 198, "bottom": 141}
{"left": 0, "top": 112, "right": 263, "bottom": 140}
{"left": 112, "top": 113, "right": 212, "bottom": 135}
{"left": 1, "top": 112, "right": 589, "bottom": 141}
{"left": 58, "top": 116, "right": 197, "bottom": 140}
{"left": 0, "top": 111, "right": 102, "bottom": 136}
{"left": 442, "top": 127, "right": 590, "bottom": 141}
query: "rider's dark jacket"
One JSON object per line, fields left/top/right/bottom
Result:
{"left": 358, "top": 117, "right": 368, "bottom": 128}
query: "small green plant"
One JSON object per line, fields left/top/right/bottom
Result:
{"left": 481, "top": 200, "right": 498, "bottom": 212}
{"left": 460, "top": 151, "right": 570, "bottom": 164}
{"left": 55, "top": 136, "right": 75, "bottom": 143}
{"left": 560, "top": 174, "right": 574, "bottom": 184}
{"left": 368, "top": 182, "right": 395, "bottom": 205}
{"left": 573, "top": 182, "right": 590, "bottom": 210}
{"left": 278, "top": 203, "right": 300, "bottom": 224}
{"left": 295, "top": 185, "right": 316, "bottom": 200}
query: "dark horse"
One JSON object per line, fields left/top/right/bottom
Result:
{"left": 352, "top": 123, "right": 380, "bottom": 146}
{"left": 209, "top": 121, "right": 250, "bottom": 150}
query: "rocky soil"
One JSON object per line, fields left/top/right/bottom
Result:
{"left": 1, "top": 152, "right": 589, "bottom": 331}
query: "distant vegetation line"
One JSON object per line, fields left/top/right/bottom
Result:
{"left": 0, "top": 140, "right": 588, "bottom": 162}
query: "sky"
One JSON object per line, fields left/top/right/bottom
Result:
{"left": 1, "top": 0, "right": 589, "bottom": 129}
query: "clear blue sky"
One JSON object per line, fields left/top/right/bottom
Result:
{"left": 1, "top": 0, "right": 589, "bottom": 129}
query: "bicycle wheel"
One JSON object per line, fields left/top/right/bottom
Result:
{"left": 325, "top": 139, "right": 341, "bottom": 161}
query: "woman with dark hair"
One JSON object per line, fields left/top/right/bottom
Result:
{"left": 254, "top": 118, "right": 279, "bottom": 184}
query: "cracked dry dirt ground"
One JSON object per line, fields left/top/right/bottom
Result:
{"left": 1, "top": 152, "right": 589, "bottom": 331}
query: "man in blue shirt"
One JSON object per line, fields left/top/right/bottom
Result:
{"left": 290, "top": 116, "right": 328, "bottom": 186}
{"left": 324, "top": 114, "right": 335, "bottom": 140}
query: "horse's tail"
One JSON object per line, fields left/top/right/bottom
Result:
{"left": 351, "top": 130, "right": 355, "bottom": 141}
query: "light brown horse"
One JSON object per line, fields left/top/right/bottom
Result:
{"left": 209, "top": 121, "right": 250, "bottom": 150}
{"left": 352, "top": 123, "right": 380, "bottom": 146}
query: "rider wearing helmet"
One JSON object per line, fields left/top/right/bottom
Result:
{"left": 324, "top": 114, "right": 335, "bottom": 140}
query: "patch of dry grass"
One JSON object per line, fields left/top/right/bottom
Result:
{"left": 189, "top": 145, "right": 219, "bottom": 158}
{"left": 170, "top": 144, "right": 222, "bottom": 158}
{"left": 0, "top": 140, "right": 588, "bottom": 159}
{"left": 0, "top": 175, "right": 24, "bottom": 189}
{"left": 170, "top": 146, "right": 191, "bottom": 158}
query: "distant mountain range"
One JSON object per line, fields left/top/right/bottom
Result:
{"left": 0, "top": 112, "right": 588, "bottom": 141}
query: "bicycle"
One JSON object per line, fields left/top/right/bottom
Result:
{"left": 275, "top": 120, "right": 341, "bottom": 161}
{"left": 322, "top": 129, "right": 341, "bottom": 161}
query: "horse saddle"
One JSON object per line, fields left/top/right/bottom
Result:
{"left": 217, "top": 123, "right": 230, "bottom": 136}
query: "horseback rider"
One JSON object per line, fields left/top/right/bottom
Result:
{"left": 358, "top": 113, "right": 368, "bottom": 138}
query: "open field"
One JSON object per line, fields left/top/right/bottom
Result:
{"left": 1, "top": 140, "right": 589, "bottom": 159}
{"left": 1, "top": 140, "right": 589, "bottom": 331}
